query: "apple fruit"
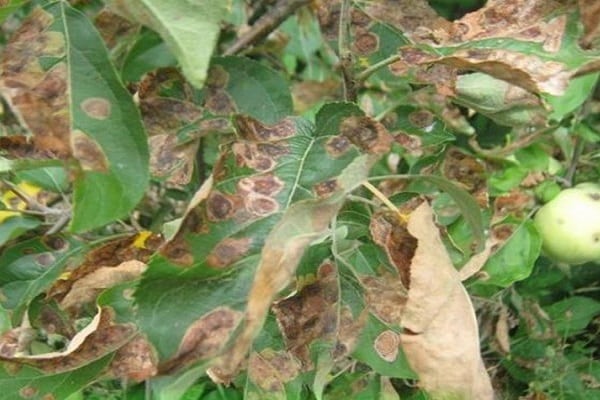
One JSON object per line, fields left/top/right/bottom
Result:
{"left": 533, "top": 183, "right": 600, "bottom": 264}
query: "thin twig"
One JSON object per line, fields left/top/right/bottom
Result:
{"left": 337, "top": 0, "right": 357, "bottom": 102}
{"left": 356, "top": 54, "right": 402, "bottom": 81}
{"left": 564, "top": 135, "right": 584, "bottom": 187}
{"left": 224, "top": 0, "right": 311, "bottom": 55}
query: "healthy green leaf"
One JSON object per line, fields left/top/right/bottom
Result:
{"left": 544, "top": 296, "right": 600, "bottom": 336}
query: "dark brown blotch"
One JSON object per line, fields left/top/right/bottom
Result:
{"left": 340, "top": 116, "right": 392, "bottom": 154}
{"left": 234, "top": 115, "right": 296, "bottom": 142}
{"left": 160, "top": 307, "right": 242, "bottom": 373}
{"left": 408, "top": 109, "right": 435, "bottom": 128}
{"left": 206, "top": 191, "right": 235, "bottom": 221}
{"left": 245, "top": 194, "right": 279, "bottom": 217}
{"left": 206, "top": 237, "right": 252, "bottom": 269}
{"left": 353, "top": 31, "right": 379, "bottom": 56}
{"left": 238, "top": 175, "right": 284, "bottom": 196}
{"left": 325, "top": 135, "right": 352, "bottom": 157}
{"left": 205, "top": 65, "right": 229, "bottom": 89}
{"left": 71, "top": 130, "right": 109, "bottom": 172}
{"left": 314, "top": 179, "right": 339, "bottom": 198}
{"left": 205, "top": 89, "right": 237, "bottom": 115}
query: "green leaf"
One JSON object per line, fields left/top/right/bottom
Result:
{"left": 105, "top": 0, "right": 230, "bottom": 88}
{"left": 373, "top": 174, "right": 486, "bottom": 252}
{"left": 207, "top": 57, "right": 294, "bottom": 123}
{"left": 474, "top": 221, "right": 542, "bottom": 288}
{"left": 0, "top": 215, "right": 41, "bottom": 246}
{"left": 544, "top": 296, "right": 600, "bottom": 336}
{"left": 0, "top": 354, "right": 112, "bottom": 400}
{"left": 352, "top": 314, "right": 416, "bottom": 379}
{"left": 121, "top": 29, "right": 177, "bottom": 82}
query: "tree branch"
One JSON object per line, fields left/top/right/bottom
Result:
{"left": 224, "top": 0, "right": 311, "bottom": 56}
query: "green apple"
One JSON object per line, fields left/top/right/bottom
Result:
{"left": 534, "top": 183, "right": 600, "bottom": 264}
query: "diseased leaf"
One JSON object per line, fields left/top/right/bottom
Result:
{"left": 473, "top": 221, "right": 542, "bottom": 289}
{"left": 0, "top": 307, "right": 136, "bottom": 373}
{"left": 105, "top": 0, "right": 230, "bottom": 88}
{"left": 0, "top": 4, "right": 150, "bottom": 232}
{"left": 0, "top": 235, "right": 83, "bottom": 322}
{"left": 0, "top": 354, "right": 111, "bottom": 400}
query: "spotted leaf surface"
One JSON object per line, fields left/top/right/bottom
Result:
{"left": 0, "top": 3, "right": 149, "bottom": 232}
{"left": 135, "top": 103, "right": 392, "bottom": 372}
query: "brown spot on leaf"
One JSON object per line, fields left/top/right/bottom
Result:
{"left": 160, "top": 234, "right": 194, "bottom": 267}
{"left": 206, "top": 237, "right": 252, "bottom": 269}
{"left": 71, "top": 130, "right": 109, "bottom": 172}
{"left": 41, "top": 236, "right": 68, "bottom": 251}
{"left": 110, "top": 335, "right": 157, "bottom": 382}
{"left": 206, "top": 64, "right": 230, "bottom": 89}
{"left": 141, "top": 98, "right": 203, "bottom": 137}
{"left": 248, "top": 349, "right": 302, "bottom": 392}
{"left": 81, "top": 97, "right": 111, "bottom": 120}
{"left": 370, "top": 212, "right": 417, "bottom": 287}
{"left": 353, "top": 30, "right": 379, "bottom": 55}
{"left": 235, "top": 115, "right": 296, "bottom": 142}
{"left": 408, "top": 109, "right": 434, "bottom": 128}
{"left": 374, "top": 330, "right": 400, "bottom": 362}
{"left": 350, "top": 8, "right": 371, "bottom": 27}
{"left": 149, "top": 134, "right": 199, "bottom": 185}
{"left": 160, "top": 307, "right": 243, "bottom": 373}
{"left": 314, "top": 179, "right": 338, "bottom": 198}
{"left": 362, "top": 274, "right": 407, "bottom": 326}
{"left": 245, "top": 194, "right": 279, "bottom": 217}
{"left": 205, "top": 89, "right": 237, "bottom": 115}
{"left": 325, "top": 135, "right": 352, "bottom": 157}
{"left": 233, "top": 142, "right": 290, "bottom": 172}
{"left": 340, "top": 116, "right": 392, "bottom": 154}
{"left": 206, "top": 191, "right": 236, "bottom": 221}
{"left": 237, "top": 175, "right": 284, "bottom": 196}
{"left": 48, "top": 234, "right": 161, "bottom": 303}
{"left": 316, "top": 0, "right": 341, "bottom": 40}
{"left": 35, "top": 253, "right": 55, "bottom": 267}
{"left": 19, "top": 386, "right": 38, "bottom": 398}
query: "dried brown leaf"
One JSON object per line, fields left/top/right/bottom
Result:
{"left": 59, "top": 260, "right": 147, "bottom": 311}
{"left": 399, "top": 203, "right": 494, "bottom": 399}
